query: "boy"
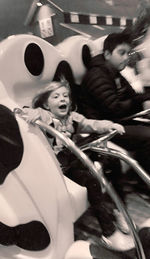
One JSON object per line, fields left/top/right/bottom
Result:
{"left": 80, "top": 31, "right": 150, "bottom": 175}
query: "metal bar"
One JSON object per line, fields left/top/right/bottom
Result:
{"left": 90, "top": 146, "right": 150, "bottom": 187}
{"left": 14, "top": 109, "right": 146, "bottom": 258}
{"left": 121, "top": 108, "right": 150, "bottom": 122}
{"left": 80, "top": 130, "right": 118, "bottom": 151}
{"left": 35, "top": 120, "right": 145, "bottom": 259}
{"left": 35, "top": 120, "right": 146, "bottom": 259}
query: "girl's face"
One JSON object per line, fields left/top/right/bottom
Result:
{"left": 46, "top": 86, "right": 70, "bottom": 119}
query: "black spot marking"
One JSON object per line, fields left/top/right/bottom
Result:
{"left": 0, "top": 221, "right": 50, "bottom": 251}
{"left": 0, "top": 105, "right": 24, "bottom": 184}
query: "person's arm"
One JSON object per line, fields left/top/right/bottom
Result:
{"left": 72, "top": 112, "right": 125, "bottom": 135}
{"left": 83, "top": 68, "right": 147, "bottom": 119}
{"left": 121, "top": 76, "right": 150, "bottom": 110}
{"left": 23, "top": 107, "right": 52, "bottom": 125}
{"left": 142, "top": 100, "right": 150, "bottom": 110}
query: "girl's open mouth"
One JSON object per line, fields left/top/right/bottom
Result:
{"left": 59, "top": 104, "right": 67, "bottom": 110}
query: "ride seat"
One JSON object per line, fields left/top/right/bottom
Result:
{"left": 56, "top": 35, "right": 131, "bottom": 173}
{"left": 56, "top": 35, "right": 95, "bottom": 85}
{"left": 0, "top": 34, "right": 91, "bottom": 259}
{"left": 65, "top": 177, "right": 88, "bottom": 222}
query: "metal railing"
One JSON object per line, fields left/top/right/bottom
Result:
{"left": 121, "top": 108, "right": 150, "bottom": 122}
{"left": 14, "top": 108, "right": 147, "bottom": 259}
{"left": 80, "top": 130, "right": 150, "bottom": 187}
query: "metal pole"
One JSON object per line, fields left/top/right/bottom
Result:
{"left": 14, "top": 109, "right": 146, "bottom": 258}
{"left": 35, "top": 120, "right": 146, "bottom": 259}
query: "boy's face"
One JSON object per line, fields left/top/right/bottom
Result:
{"left": 105, "top": 43, "right": 131, "bottom": 71}
{"left": 46, "top": 86, "right": 70, "bottom": 119}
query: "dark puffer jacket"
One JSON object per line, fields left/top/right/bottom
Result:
{"left": 80, "top": 54, "right": 150, "bottom": 122}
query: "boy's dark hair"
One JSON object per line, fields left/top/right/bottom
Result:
{"left": 103, "top": 32, "right": 132, "bottom": 53}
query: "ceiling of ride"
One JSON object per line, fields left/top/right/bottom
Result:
{"left": 0, "top": 0, "right": 141, "bottom": 41}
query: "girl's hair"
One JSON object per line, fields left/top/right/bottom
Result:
{"left": 32, "top": 77, "right": 71, "bottom": 110}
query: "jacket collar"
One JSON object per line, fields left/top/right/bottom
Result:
{"left": 90, "top": 53, "right": 120, "bottom": 78}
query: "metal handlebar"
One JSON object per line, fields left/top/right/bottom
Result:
{"left": 121, "top": 108, "right": 150, "bottom": 122}
{"left": 81, "top": 130, "right": 118, "bottom": 151}
{"left": 14, "top": 108, "right": 146, "bottom": 259}
{"left": 80, "top": 130, "right": 150, "bottom": 188}
{"left": 91, "top": 146, "right": 150, "bottom": 187}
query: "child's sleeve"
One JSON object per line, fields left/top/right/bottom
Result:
{"left": 72, "top": 111, "right": 114, "bottom": 134}
{"left": 37, "top": 108, "right": 52, "bottom": 124}
{"left": 23, "top": 107, "right": 52, "bottom": 125}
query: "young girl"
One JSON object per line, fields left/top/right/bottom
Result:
{"left": 24, "top": 79, "right": 133, "bottom": 250}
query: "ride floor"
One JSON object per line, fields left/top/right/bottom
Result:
{"left": 74, "top": 171, "right": 150, "bottom": 258}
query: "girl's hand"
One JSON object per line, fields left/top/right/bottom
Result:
{"left": 95, "top": 120, "right": 125, "bottom": 135}
{"left": 23, "top": 108, "right": 41, "bottom": 124}
{"left": 112, "top": 123, "right": 125, "bottom": 135}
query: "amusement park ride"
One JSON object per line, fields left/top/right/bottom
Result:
{"left": 0, "top": 31, "right": 150, "bottom": 259}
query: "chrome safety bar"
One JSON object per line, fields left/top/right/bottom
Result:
{"left": 80, "top": 131, "right": 150, "bottom": 187}
{"left": 14, "top": 108, "right": 146, "bottom": 259}
{"left": 81, "top": 130, "right": 118, "bottom": 151}
{"left": 121, "top": 108, "right": 150, "bottom": 122}
{"left": 91, "top": 146, "right": 150, "bottom": 187}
